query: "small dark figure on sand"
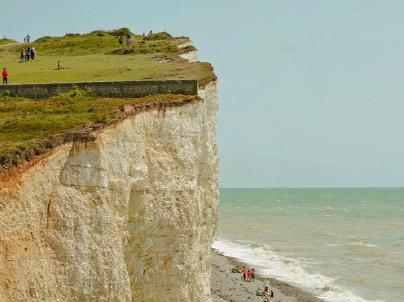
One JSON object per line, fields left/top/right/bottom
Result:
{"left": 264, "top": 278, "right": 269, "bottom": 292}
{"left": 2, "top": 68, "right": 9, "bottom": 85}
{"left": 251, "top": 268, "right": 256, "bottom": 282}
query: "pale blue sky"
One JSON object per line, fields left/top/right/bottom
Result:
{"left": 1, "top": 0, "right": 404, "bottom": 188}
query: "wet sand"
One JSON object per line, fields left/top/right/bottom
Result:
{"left": 211, "top": 250, "right": 325, "bottom": 302}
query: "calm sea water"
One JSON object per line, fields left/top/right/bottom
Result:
{"left": 213, "top": 188, "right": 404, "bottom": 302}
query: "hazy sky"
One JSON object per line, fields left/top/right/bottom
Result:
{"left": 1, "top": 0, "right": 404, "bottom": 188}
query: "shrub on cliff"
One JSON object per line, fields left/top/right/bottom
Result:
{"left": 143, "top": 32, "right": 172, "bottom": 41}
{"left": 0, "top": 38, "right": 17, "bottom": 45}
{"left": 68, "top": 87, "right": 96, "bottom": 98}
{"left": 177, "top": 45, "right": 197, "bottom": 55}
{"left": 91, "top": 28, "right": 133, "bottom": 37}
{"left": 34, "top": 36, "right": 53, "bottom": 43}
{"left": 33, "top": 28, "right": 139, "bottom": 55}
{"left": 107, "top": 41, "right": 178, "bottom": 55}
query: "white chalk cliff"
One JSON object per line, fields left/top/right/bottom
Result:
{"left": 178, "top": 40, "right": 199, "bottom": 62}
{"left": 0, "top": 76, "right": 219, "bottom": 300}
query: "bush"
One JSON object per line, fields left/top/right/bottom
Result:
{"left": 109, "top": 28, "right": 132, "bottom": 37}
{"left": 143, "top": 32, "right": 172, "bottom": 41}
{"left": 34, "top": 36, "right": 53, "bottom": 43}
{"left": 91, "top": 28, "right": 133, "bottom": 37}
{"left": 94, "top": 112, "right": 109, "bottom": 123}
{"left": 0, "top": 38, "right": 17, "bottom": 45}
{"left": 177, "top": 45, "right": 196, "bottom": 54}
{"left": 69, "top": 87, "right": 96, "bottom": 98}
{"left": 106, "top": 41, "right": 178, "bottom": 55}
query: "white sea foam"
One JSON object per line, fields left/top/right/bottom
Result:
{"left": 325, "top": 242, "right": 378, "bottom": 248}
{"left": 212, "top": 238, "right": 385, "bottom": 302}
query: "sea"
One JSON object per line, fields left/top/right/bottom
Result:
{"left": 212, "top": 188, "right": 404, "bottom": 302}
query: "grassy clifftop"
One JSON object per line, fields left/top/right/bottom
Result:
{"left": 0, "top": 28, "right": 215, "bottom": 165}
{"left": 0, "top": 91, "right": 200, "bottom": 159}
{"left": 0, "top": 28, "right": 215, "bottom": 86}
{"left": 0, "top": 38, "right": 18, "bottom": 45}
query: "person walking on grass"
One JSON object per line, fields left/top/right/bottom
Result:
{"left": 26, "top": 47, "right": 31, "bottom": 62}
{"left": 31, "top": 46, "right": 35, "bottom": 61}
{"left": 20, "top": 48, "right": 25, "bottom": 62}
{"left": 2, "top": 68, "right": 9, "bottom": 85}
{"left": 118, "top": 36, "right": 123, "bottom": 46}
{"left": 126, "top": 35, "right": 131, "bottom": 47}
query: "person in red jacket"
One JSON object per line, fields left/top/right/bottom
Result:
{"left": 2, "top": 68, "right": 8, "bottom": 85}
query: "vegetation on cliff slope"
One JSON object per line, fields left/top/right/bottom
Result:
{"left": 0, "top": 91, "right": 197, "bottom": 157}
{"left": 0, "top": 28, "right": 215, "bottom": 85}
{"left": 0, "top": 38, "right": 17, "bottom": 45}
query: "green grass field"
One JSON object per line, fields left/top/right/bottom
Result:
{"left": 0, "top": 29, "right": 215, "bottom": 158}
{"left": 0, "top": 38, "right": 17, "bottom": 45}
{"left": 0, "top": 92, "right": 193, "bottom": 156}
{"left": 0, "top": 29, "right": 215, "bottom": 86}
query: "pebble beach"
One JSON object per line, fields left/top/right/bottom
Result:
{"left": 211, "top": 251, "right": 324, "bottom": 302}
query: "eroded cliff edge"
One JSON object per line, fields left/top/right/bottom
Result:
{"left": 0, "top": 81, "right": 219, "bottom": 301}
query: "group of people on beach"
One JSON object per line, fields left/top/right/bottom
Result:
{"left": 20, "top": 46, "right": 36, "bottom": 62}
{"left": 232, "top": 266, "right": 256, "bottom": 282}
{"left": 231, "top": 266, "right": 275, "bottom": 301}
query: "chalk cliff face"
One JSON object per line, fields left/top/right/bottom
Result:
{"left": 0, "top": 81, "right": 219, "bottom": 301}
{"left": 178, "top": 40, "right": 199, "bottom": 62}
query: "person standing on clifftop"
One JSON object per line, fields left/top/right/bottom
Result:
{"left": 20, "top": 48, "right": 25, "bottom": 62}
{"left": 2, "top": 68, "right": 9, "bottom": 85}
{"left": 126, "top": 35, "right": 131, "bottom": 47}
{"left": 26, "top": 47, "right": 31, "bottom": 62}
{"left": 31, "top": 46, "right": 36, "bottom": 61}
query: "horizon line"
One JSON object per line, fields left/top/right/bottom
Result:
{"left": 219, "top": 186, "right": 403, "bottom": 189}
